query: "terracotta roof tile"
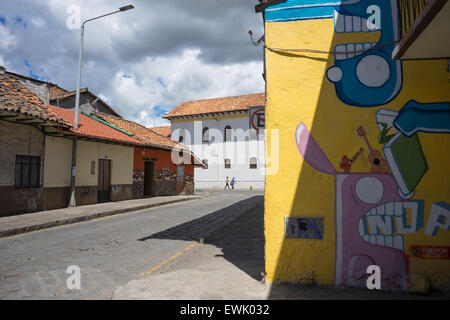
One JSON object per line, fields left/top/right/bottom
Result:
{"left": 47, "top": 105, "right": 143, "bottom": 146}
{"left": 92, "top": 112, "right": 181, "bottom": 150}
{"left": 49, "top": 85, "right": 69, "bottom": 100}
{"left": 50, "top": 87, "right": 89, "bottom": 100}
{"left": 150, "top": 126, "right": 171, "bottom": 137}
{"left": 165, "top": 93, "right": 265, "bottom": 118}
{"left": 0, "top": 72, "right": 69, "bottom": 126}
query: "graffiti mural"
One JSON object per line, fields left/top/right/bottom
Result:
{"left": 296, "top": 121, "right": 450, "bottom": 290}
{"left": 327, "top": 0, "right": 403, "bottom": 106}
{"left": 296, "top": 123, "right": 411, "bottom": 290}
{"left": 263, "top": 0, "right": 450, "bottom": 291}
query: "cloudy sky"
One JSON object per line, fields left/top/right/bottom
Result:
{"left": 0, "top": 0, "right": 265, "bottom": 127}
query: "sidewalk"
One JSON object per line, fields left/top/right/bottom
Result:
{"left": 0, "top": 194, "right": 204, "bottom": 238}
{"left": 112, "top": 198, "right": 450, "bottom": 300}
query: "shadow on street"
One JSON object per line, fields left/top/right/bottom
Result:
{"left": 137, "top": 195, "right": 265, "bottom": 281}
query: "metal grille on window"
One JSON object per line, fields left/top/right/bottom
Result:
{"left": 202, "top": 127, "right": 209, "bottom": 142}
{"left": 179, "top": 129, "right": 185, "bottom": 143}
{"left": 250, "top": 157, "right": 257, "bottom": 169}
{"left": 249, "top": 128, "right": 258, "bottom": 140}
{"left": 15, "top": 155, "right": 40, "bottom": 188}
{"left": 224, "top": 158, "right": 231, "bottom": 169}
{"left": 224, "top": 126, "right": 232, "bottom": 142}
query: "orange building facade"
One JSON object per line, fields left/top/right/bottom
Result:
{"left": 133, "top": 146, "right": 195, "bottom": 197}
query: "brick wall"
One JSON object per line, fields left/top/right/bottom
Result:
{"left": 0, "top": 121, "right": 45, "bottom": 216}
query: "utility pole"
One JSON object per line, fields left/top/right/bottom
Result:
{"left": 68, "top": 5, "right": 135, "bottom": 207}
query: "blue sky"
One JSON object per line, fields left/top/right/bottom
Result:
{"left": 0, "top": 0, "right": 265, "bottom": 127}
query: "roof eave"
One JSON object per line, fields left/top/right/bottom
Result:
{"left": 165, "top": 108, "right": 253, "bottom": 120}
{"left": 255, "top": 0, "right": 287, "bottom": 13}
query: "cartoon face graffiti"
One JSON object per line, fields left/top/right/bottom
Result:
{"left": 265, "top": 0, "right": 403, "bottom": 107}
{"left": 326, "top": 0, "right": 403, "bottom": 106}
{"left": 295, "top": 123, "right": 428, "bottom": 290}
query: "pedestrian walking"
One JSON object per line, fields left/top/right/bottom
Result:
{"left": 231, "top": 177, "right": 236, "bottom": 190}
{"left": 224, "top": 177, "right": 230, "bottom": 190}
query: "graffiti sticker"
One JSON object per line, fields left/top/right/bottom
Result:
{"left": 409, "top": 245, "right": 450, "bottom": 260}
{"left": 285, "top": 217, "right": 324, "bottom": 239}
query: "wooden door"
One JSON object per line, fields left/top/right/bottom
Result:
{"left": 144, "top": 161, "right": 154, "bottom": 196}
{"left": 98, "top": 159, "right": 111, "bottom": 203}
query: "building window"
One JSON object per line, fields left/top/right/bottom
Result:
{"left": 202, "top": 159, "right": 208, "bottom": 169}
{"left": 90, "top": 161, "right": 96, "bottom": 175}
{"left": 249, "top": 129, "right": 258, "bottom": 140}
{"left": 15, "top": 155, "right": 41, "bottom": 188}
{"left": 224, "top": 125, "right": 232, "bottom": 142}
{"left": 202, "top": 127, "right": 209, "bottom": 143}
{"left": 179, "top": 150, "right": 184, "bottom": 160}
{"left": 224, "top": 158, "right": 231, "bottom": 169}
{"left": 178, "top": 129, "right": 185, "bottom": 143}
{"left": 250, "top": 157, "right": 257, "bottom": 169}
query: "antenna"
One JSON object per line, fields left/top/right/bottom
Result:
{"left": 248, "top": 30, "right": 264, "bottom": 46}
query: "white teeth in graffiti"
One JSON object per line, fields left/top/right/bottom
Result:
{"left": 358, "top": 201, "right": 421, "bottom": 251}
{"left": 333, "top": 11, "right": 378, "bottom": 33}
{"left": 334, "top": 43, "right": 377, "bottom": 60}
{"left": 361, "top": 234, "right": 404, "bottom": 250}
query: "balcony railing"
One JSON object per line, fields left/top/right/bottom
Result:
{"left": 399, "top": 0, "right": 431, "bottom": 36}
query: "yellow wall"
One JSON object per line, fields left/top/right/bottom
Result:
{"left": 264, "top": 1, "right": 450, "bottom": 292}
{"left": 44, "top": 136, "right": 133, "bottom": 187}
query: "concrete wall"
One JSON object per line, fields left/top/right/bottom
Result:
{"left": 0, "top": 121, "right": 45, "bottom": 216}
{"left": 264, "top": 0, "right": 450, "bottom": 292}
{"left": 43, "top": 136, "right": 134, "bottom": 207}
{"left": 171, "top": 114, "right": 266, "bottom": 189}
{"left": 16, "top": 79, "right": 50, "bottom": 104}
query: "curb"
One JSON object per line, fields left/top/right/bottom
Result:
{"left": 0, "top": 196, "right": 204, "bottom": 239}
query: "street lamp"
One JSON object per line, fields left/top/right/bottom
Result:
{"left": 73, "top": 4, "right": 134, "bottom": 128}
{"left": 69, "top": 5, "right": 135, "bottom": 207}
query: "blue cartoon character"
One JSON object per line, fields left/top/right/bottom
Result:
{"left": 326, "top": 0, "right": 403, "bottom": 107}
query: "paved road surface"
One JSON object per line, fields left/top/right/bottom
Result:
{"left": 0, "top": 190, "right": 262, "bottom": 299}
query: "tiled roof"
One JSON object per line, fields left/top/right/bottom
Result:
{"left": 49, "top": 85, "right": 69, "bottom": 100}
{"left": 150, "top": 126, "right": 171, "bottom": 137}
{"left": 0, "top": 72, "right": 69, "bottom": 126}
{"left": 164, "top": 93, "right": 265, "bottom": 118}
{"left": 93, "top": 112, "right": 183, "bottom": 150}
{"left": 50, "top": 87, "right": 89, "bottom": 100}
{"left": 47, "top": 105, "right": 144, "bottom": 146}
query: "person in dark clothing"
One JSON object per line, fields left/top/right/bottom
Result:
{"left": 224, "top": 177, "right": 230, "bottom": 190}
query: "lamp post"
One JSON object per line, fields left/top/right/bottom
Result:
{"left": 69, "top": 5, "right": 134, "bottom": 207}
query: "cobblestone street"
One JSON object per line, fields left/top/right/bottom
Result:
{"left": 0, "top": 191, "right": 263, "bottom": 299}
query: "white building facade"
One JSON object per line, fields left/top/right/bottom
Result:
{"left": 165, "top": 94, "right": 266, "bottom": 190}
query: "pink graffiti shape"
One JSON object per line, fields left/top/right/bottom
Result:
{"left": 295, "top": 122, "right": 336, "bottom": 175}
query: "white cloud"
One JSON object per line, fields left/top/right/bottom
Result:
{"left": 104, "top": 49, "right": 264, "bottom": 127}
{"left": 0, "top": 0, "right": 265, "bottom": 126}
{"left": 0, "top": 25, "right": 17, "bottom": 51}
{"left": 31, "top": 17, "right": 46, "bottom": 28}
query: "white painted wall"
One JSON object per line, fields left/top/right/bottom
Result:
{"left": 171, "top": 114, "right": 265, "bottom": 190}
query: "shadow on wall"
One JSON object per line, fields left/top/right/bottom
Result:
{"left": 264, "top": 0, "right": 450, "bottom": 297}
{"left": 138, "top": 195, "right": 265, "bottom": 281}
